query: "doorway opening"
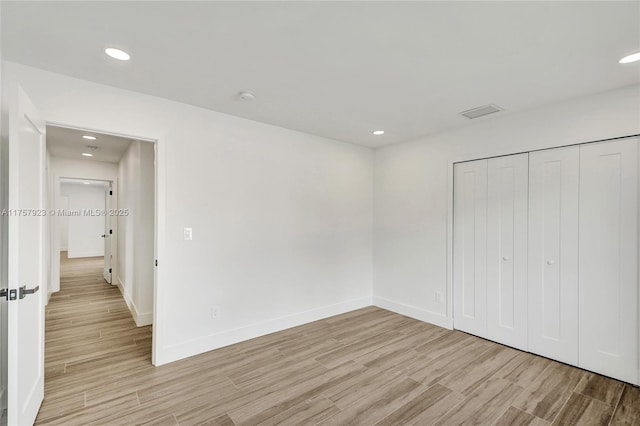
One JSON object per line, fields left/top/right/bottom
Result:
{"left": 44, "top": 125, "right": 157, "bottom": 392}
{"left": 58, "top": 177, "right": 112, "bottom": 284}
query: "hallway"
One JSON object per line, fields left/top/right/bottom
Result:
{"left": 36, "top": 253, "right": 152, "bottom": 424}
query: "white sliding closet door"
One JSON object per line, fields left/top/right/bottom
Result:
{"left": 528, "top": 147, "right": 579, "bottom": 365}
{"left": 486, "top": 154, "right": 528, "bottom": 350}
{"left": 453, "top": 159, "right": 488, "bottom": 337}
{"left": 579, "top": 138, "right": 638, "bottom": 384}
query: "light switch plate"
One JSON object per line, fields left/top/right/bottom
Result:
{"left": 184, "top": 227, "right": 193, "bottom": 241}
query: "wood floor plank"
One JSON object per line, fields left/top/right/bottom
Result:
{"left": 512, "top": 361, "right": 586, "bottom": 422}
{"left": 551, "top": 392, "right": 614, "bottom": 425}
{"left": 314, "top": 330, "right": 403, "bottom": 369}
{"left": 316, "top": 377, "right": 425, "bottom": 426}
{"left": 610, "top": 385, "right": 640, "bottom": 425}
{"left": 36, "top": 253, "right": 640, "bottom": 425}
{"left": 249, "top": 395, "right": 338, "bottom": 426}
{"left": 407, "top": 338, "right": 489, "bottom": 386}
{"left": 322, "top": 366, "right": 407, "bottom": 409}
{"left": 198, "top": 414, "right": 235, "bottom": 426}
{"left": 574, "top": 372, "right": 625, "bottom": 405}
{"left": 226, "top": 361, "right": 366, "bottom": 425}
{"left": 374, "top": 383, "right": 464, "bottom": 426}
{"left": 437, "top": 344, "right": 520, "bottom": 395}
{"left": 434, "top": 378, "right": 524, "bottom": 425}
{"left": 494, "top": 406, "right": 549, "bottom": 425}
{"left": 490, "top": 351, "right": 552, "bottom": 388}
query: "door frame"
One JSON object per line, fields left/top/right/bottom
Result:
{"left": 54, "top": 177, "right": 115, "bottom": 285}
{"left": 45, "top": 121, "right": 165, "bottom": 366}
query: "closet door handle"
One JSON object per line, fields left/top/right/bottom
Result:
{"left": 502, "top": 255, "right": 510, "bottom": 261}
{"left": 547, "top": 260, "right": 555, "bottom": 265}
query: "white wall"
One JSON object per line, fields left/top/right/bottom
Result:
{"left": 136, "top": 142, "right": 154, "bottom": 319}
{"left": 118, "top": 143, "right": 135, "bottom": 318}
{"left": 117, "top": 140, "right": 154, "bottom": 326}
{"left": 373, "top": 85, "right": 640, "bottom": 328}
{"left": 61, "top": 182, "right": 106, "bottom": 258}
{"left": 50, "top": 157, "right": 118, "bottom": 293}
{"left": 59, "top": 196, "right": 68, "bottom": 251}
{"left": 5, "top": 62, "right": 374, "bottom": 365}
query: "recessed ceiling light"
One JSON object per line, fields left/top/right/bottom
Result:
{"left": 82, "top": 135, "right": 97, "bottom": 140}
{"left": 83, "top": 182, "right": 91, "bottom": 185}
{"left": 619, "top": 52, "right": 640, "bottom": 64}
{"left": 81, "top": 153, "right": 94, "bottom": 157}
{"left": 105, "top": 47, "right": 131, "bottom": 61}
{"left": 373, "top": 130, "right": 385, "bottom": 135}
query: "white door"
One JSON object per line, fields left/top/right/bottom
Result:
{"left": 7, "top": 87, "right": 46, "bottom": 425}
{"left": 528, "top": 146, "right": 579, "bottom": 365}
{"left": 486, "top": 154, "right": 528, "bottom": 350}
{"left": 103, "top": 183, "right": 112, "bottom": 284}
{"left": 453, "top": 159, "right": 488, "bottom": 338}
{"left": 579, "top": 138, "right": 638, "bottom": 385}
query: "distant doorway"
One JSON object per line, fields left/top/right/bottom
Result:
{"left": 59, "top": 178, "right": 112, "bottom": 284}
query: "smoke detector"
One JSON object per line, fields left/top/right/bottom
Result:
{"left": 459, "top": 104, "right": 503, "bottom": 119}
{"left": 238, "top": 91, "right": 256, "bottom": 101}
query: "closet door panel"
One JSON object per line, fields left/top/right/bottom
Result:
{"left": 453, "top": 159, "right": 488, "bottom": 337}
{"left": 528, "top": 146, "right": 579, "bottom": 365}
{"left": 487, "top": 153, "right": 528, "bottom": 350}
{"left": 579, "top": 138, "right": 638, "bottom": 384}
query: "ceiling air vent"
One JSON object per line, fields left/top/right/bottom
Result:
{"left": 459, "top": 104, "right": 503, "bottom": 119}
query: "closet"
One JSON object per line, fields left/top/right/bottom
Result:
{"left": 452, "top": 137, "right": 639, "bottom": 385}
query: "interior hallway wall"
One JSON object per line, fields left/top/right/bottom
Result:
{"left": 59, "top": 196, "right": 69, "bottom": 251}
{"left": 117, "top": 140, "right": 154, "bottom": 326}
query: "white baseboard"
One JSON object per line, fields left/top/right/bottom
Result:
{"left": 155, "top": 296, "right": 373, "bottom": 366}
{"left": 373, "top": 296, "right": 453, "bottom": 329}
{"left": 116, "top": 278, "right": 153, "bottom": 327}
{"left": 67, "top": 250, "right": 104, "bottom": 259}
{"left": 135, "top": 312, "right": 153, "bottom": 327}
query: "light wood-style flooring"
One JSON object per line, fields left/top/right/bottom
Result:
{"left": 36, "top": 255, "right": 640, "bottom": 425}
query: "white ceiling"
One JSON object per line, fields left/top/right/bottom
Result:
{"left": 4, "top": 2, "right": 640, "bottom": 147}
{"left": 47, "top": 125, "right": 133, "bottom": 163}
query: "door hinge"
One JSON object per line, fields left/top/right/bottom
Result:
{"left": 1, "top": 288, "right": 18, "bottom": 301}
{"left": 155, "top": 259, "right": 158, "bottom": 267}
{"left": 109, "top": 268, "right": 112, "bottom": 274}
{"left": 109, "top": 229, "right": 113, "bottom": 235}
{"left": 109, "top": 190, "right": 113, "bottom": 196}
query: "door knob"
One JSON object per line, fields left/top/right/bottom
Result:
{"left": 547, "top": 260, "right": 555, "bottom": 265}
{"left": 502, "top": 256, "right": 510, "bottom": 261}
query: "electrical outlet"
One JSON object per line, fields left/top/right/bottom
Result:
{"left": 184, "top": 227, "right": 193, "bottom": 241}
{"left": 435, "top": 291, "right": 444, "bottom": 303}
{"left": 211, "top": 306, "right": 219, "bottom": 319}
